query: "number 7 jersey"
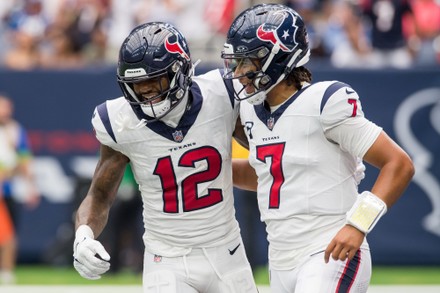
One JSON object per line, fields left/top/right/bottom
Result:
{"left": 239, "top": 81, "right": 382, "bottom": 266}
{"left": 92, "top": 69, "right": 240, "bottom": 257}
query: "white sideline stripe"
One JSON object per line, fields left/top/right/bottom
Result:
{"left": 2, "top": 285, "right": 440, "bottom": 293}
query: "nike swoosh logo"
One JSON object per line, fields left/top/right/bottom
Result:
{"left": 346, "top": 88, "right": 355, "bottom": 94}
{"left": 228, "top": 243, "right": 241, "bottom": 255}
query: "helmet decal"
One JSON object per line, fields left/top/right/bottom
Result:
{"left": 165, "top": 35, "right": 190, "bottom": 61}
{"left": 256, "top": 10, "right": 298, "bottom": 52}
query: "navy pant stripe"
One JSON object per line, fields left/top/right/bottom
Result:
{"left": 336, "top": 249, "right": 361, "bottom": 293}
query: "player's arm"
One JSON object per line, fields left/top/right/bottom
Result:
{"left": 322, "top": 84, "right": 414, "bottom": 263}
{"left": 232, "top": 116, "right": 256, "bottom": 190}
{"left": 363, "top": 131, "right": 414, "bottom": 206}
{"left": 233, "top": 116, "right": 249, "bottom": 149}
{"left": 75, "top": 144, "right": 129, "bottom": 233}
{"left": 325, "top": 131, "right": 414, "bottom": 263}
{"left": 232, "top": 158, "right": 258, "bottom": 191}
{"left": 74, "top": 144, "right": 129, "bottom": 280}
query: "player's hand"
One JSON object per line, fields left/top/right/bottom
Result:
{"left": 324, "top": 225, "right": 365, "bottom": 263}
{"left": 73, "top": 225, "right": 110, "bottom": 280}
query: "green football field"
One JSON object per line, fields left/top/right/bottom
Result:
{"left": 14, "top": 265, "right": 440, "bottom": 285}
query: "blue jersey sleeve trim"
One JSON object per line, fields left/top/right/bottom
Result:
{"left": 97, "top": 102, "right": 117, "bottom": 143}
{"left": 219, "top": 69, "right": 235, "bottom": 108}
{"left": 320, "top": 81, "right": 349, "bottom": 114}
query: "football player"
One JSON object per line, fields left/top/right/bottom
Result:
{"left": 223, "top": 4, "right": 415, "bottom": 293}
{"left": 73, "top": 22, "right": 258, "bottom": 293}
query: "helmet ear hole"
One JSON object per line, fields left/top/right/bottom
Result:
{"left": 257, "top": 47, "right": 269, "bottom": 58}
{"left": 176, "top": 89, "right": 184, "bottom": 99}
{"left": 260, "top": 75, "right": 270, "bottom": 85}
{"left": 172, "top": 62, "right": 181, "bottom": 73}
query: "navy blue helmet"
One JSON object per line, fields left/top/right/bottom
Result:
{"left": 221, "top": 4, "right": 310, "bottom": 104}
{"left": 117, "top": 22, "right": 192, "bottom": 120}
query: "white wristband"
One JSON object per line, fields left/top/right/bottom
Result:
{"left": 75, "top": 225, "right": 94, "bottom": 240}
{"left": 346, "top": 191, "right": 387, "bottom": 234}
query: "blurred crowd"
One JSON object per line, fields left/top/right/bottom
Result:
{"left": 0, "top": 0, "right": 439, "bottom": 70}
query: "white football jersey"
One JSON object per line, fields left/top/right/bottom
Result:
{"left": 92, "top": 69, "right": 241, "bottom": 257}
{"left": 239, "top": 81, "right": 382, "bottom": 270}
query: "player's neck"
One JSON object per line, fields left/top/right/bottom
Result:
{"left": 160, "top": 93, "right": 189, "bottom": 128}
{"left": 266, "top": 82, "right": 298, "bottom": 107}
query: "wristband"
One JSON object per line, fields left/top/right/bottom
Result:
{"left": 346, "top": 191, "right": 387, "bottom": 234}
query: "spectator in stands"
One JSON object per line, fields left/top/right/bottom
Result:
{"left": 1, "top": 0, "right": 48, "bottom": 70}
{"left": 325, "top": 0, "right": 375, "bottom": 68}
{"left": 40, "top": 24, "right": 85, "bottom": 69}
{"left": 404, "top": 0, "right": 440, "bottom": 66}
{"left": 0, "top": 0, "right": 15, "bottom": 59}
{"left": 284, "top": 0, "right": 327, "bottom": 57}
{"left": 40, "top": 0, "right": 111, "bottom": 68}
{"left": 0, "top": 183, "right": 15, "bottom": 285}
{"left": 5, "top": 0, "right": 48, "bottom": 38}
{"left": 359, "top": 0, "right": 415, "bottom": 68}
{"left": 1, "top": 25, "right": 42, "bottom": 70}
{"left": 0, "top": 94, "right": 40, "bottom": 284}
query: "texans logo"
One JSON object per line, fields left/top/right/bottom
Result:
{"left": 165, "top": 35, "right": 190, "bottom": 61}
{"left": 256, "top": 10, "right": 298, "bottom": 52}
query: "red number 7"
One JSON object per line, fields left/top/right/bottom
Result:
{"left": 348, "top": 99, "right": 357, "bottom": 117}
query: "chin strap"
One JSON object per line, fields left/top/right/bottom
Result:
{"left": 250, "top": 47, "right": 303, "bottom": 105}
{"left": 192, "top": 59, "right": 201, "bottom": 76}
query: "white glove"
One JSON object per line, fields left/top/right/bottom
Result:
{"left": 354, "top": 157, "right": 366, "bottom": 185}
{"left": 73, "top": 225, "right": 111, "bottom": 280}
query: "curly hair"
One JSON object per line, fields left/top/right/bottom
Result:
{"left": 285, "top": 66, "right": 312, "bottom": 89}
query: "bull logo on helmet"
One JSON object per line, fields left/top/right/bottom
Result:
{"left": 165, "top": 35, "right": 190, "bottom": 61}
{"left": 256, "top": 10, "right": 298, "bottom": 52}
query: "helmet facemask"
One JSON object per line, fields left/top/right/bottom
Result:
{"left": 222, "top": 45, "right": 272, "bottom": 105}
{"left": 118, "top": 60, "right": 187, "bottom": 120}
{"left": 117, "top": 22, "right": 192, "bottom": 123}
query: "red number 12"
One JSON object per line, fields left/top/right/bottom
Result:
{"left": 154, "top": 146, "right": 223, "bottom": 213}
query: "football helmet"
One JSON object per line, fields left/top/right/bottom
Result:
{"left": 221, "top": 4, "right": 310, "bottom": 105}
{"left": 117, "top": 22, "right": 192, "bottom": 121}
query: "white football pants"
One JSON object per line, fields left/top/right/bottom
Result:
{"left": 270, "top": 248, "right": 371, "bottom": 293}
{"left": 142, "top": 236, "right": 258, "bottom": 293}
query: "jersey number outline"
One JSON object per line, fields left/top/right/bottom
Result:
{"left": 154, "top": 146, "right": 223, "bottom": 213}
{"left": 256, "top": 142, "right": 286, "bottom": 209}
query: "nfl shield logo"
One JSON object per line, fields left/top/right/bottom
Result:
{"left": 267, "top": 117, "right": 275, "bottom": 130}
{"left": 172, "top": 130, "right": 184, "bottom": 142}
